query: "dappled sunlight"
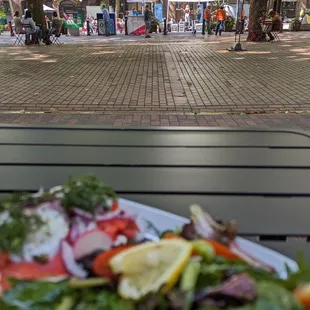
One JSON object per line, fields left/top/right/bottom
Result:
{"left": 15, "top": 57, "right": 39, "bottom": 61}
{"left": 242, "top": 51, "right": 272, "bottom": 54}
{"left": 293, "top": 57, "right": 310, "bottom": 62}
{"left": 290, "top": 48, "right": 310, "bottom": 52}
{"left": 42, "top": 59, "right": 57, "bottom": 63}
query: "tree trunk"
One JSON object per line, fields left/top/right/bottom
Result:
{"left": 28, "top": 0, "right": 46, "bottom": 37}
{"left": 115, "top": 0, "right": 120, "bottom": 18}
{"left": 247, "top": 0, "right": 268, "bottom": 41}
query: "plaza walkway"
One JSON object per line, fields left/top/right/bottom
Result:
{"left": 1, "top": 31, "right": 310, "bottom": 129}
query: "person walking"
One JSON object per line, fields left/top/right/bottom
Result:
{"left": 102, "top": 4, "right": 110, "bottom": 36}
{"left": 215, "top": 6, "right": 226, "bottom": 36}
{"left": 204, "top": 5, "right": 213, "bottom": 34}
{"left": 144, "top": 5, "right": 151, "bottom": 38}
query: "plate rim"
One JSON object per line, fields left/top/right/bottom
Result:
{"left": 119, "top": 198, "right": 298, "bottom": 277}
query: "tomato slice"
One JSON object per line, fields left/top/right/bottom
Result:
{"left": 3, "top": 253, "right": 67, "bottom": 281}
{"left": 0, "top": 252, "right": 10, "bottom": 271}
{"left": 92, "top": 245, "right": 132, "bottom": 279}
{"left": 98, "top": 218, "right": 140, "bottom": 240}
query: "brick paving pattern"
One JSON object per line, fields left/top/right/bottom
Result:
{"left": 1, "top": 113, "right": 310, "bottom": 130}
{"left": 1, "top": 32, "right": 310, "bottom": 129}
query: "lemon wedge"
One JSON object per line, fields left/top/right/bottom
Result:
{"left": 109, "top": 239, "right": 192, "bottom": 300}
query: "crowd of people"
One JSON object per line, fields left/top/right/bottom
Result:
{"left": 9, "top": 4, "right": 282, "bottom": 42}
{"left": 12, "top": 9, "right": 62, "bottom": 45}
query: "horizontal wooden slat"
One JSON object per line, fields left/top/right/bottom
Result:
{"left": 121, "top": 194, "right": 310, "bottom": 235}
{"left": 1, "top": 128, "right": 310, "bottom": 147}
{"left": 0, "top": 166, "right": 309, "bottom": 195}
{"left": 255, "top": 241, "right": 310, "bottom": 261}
{"left": 1, "top": 145, "right": 310, "bottom": 167}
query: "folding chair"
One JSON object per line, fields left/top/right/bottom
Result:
{"left": 13, "top": 29, "right": 25, "bottom": 45}
{"left": 270, "top": 30, "right": 281, "bottom": 42}
{"left": 50, "top": 27, "right": 63, "bottom": 45}
{"left": 21, "top": 24, "right": 36, "bottom": 45}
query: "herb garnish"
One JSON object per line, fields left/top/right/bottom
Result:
{"left": 60, "top": 175, "right": 116, "bottom": 213}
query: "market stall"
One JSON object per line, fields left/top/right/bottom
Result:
{"left": 126, "top": 0, "right": 152, "bottom": 35}
{"left": 167, "top": 0, "right": 239, "bottom": 34}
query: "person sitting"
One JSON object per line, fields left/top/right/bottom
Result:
{"left": 13, "top": 11, "right": 22, "bottom": 34}
{"left": 21, "top": 10, "right": 42, "bottom": 43}
{"left": 44, "top": 11, "right": 62, "bottom": 45}
{"left": 266, "top": 9, "right": 281, "bottom": 41}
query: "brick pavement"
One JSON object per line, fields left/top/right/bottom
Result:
{"left": 1, "top": 113, "right": 310, "bottom": 130}
{"left": 1, "top": 32, "right": 310, "bottom": 128}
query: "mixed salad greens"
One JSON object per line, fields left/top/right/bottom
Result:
{"left": 0, "top": 175, "right": 309, "bottom": 310}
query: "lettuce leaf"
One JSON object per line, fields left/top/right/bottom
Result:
{"left": 2, "top": 281, "right": 71, "bottom": 309}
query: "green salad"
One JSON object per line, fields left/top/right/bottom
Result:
{"left": 0, "top": 175, "right": 309, "bottom": 310}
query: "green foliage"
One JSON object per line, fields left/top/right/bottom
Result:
{"left": 100, "top": 0, "right": 109, "bottom": 9}
{"left": 0, "top": 7, "right": 6, "bottom": 19}
{"left": 225, "top": 16, "right": 236, "bottom": 27}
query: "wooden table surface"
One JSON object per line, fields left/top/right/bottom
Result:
{"left": 0, "top": 125, "right": 309, "bottom": 261}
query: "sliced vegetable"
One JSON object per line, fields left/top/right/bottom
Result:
{"left": 73, "top": 229, "right": 112, "bottom": 260}
{"left": 0, "top": 273, "right": 11, "bottom": 294}
{"left": 180, "top": 261, "right": 201, "bottom": 292}
{"left": 111, "top": 200, "right": 119, "bottom": 211}
{"left": 191, "top": 240, "right": 215, "bottom": 262}
{"left": 180, "top": 261, "right": 201, "bottom": 310}
{"left": 0, "top": 252, "right": 10, "bottom": 270}
{"left": 205, "top": 239, "right": 240, "bottom": 261}
{"left": 56, "top": 296, "right": 75, "bottom": 310}
{"left": 92, "top": 245, "right": 132, "bottom": 279}
{"left": 98, "top": 218, "right": 139, "bottom": 240}
{"left": 72, "top": 207, "right": 93, "bottom": 221}
{"left": 230, "top": 241, "right": 274, "bottom": 271}
{"left": 68, "top": 277, "right": 110, "bottom": 288}
{"left": 294, "top": 284, "right": 310, "bottom": 308}
{"left": 61, "top": 241, "right": 87, "bottom": 279}
{"left": 3, "top": 253, "right": 67, "bottom": 280}
{"left": 162, "top": 232, "right": 181, "bottom": 240}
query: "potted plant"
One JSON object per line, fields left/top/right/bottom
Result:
{"left": 224, "top": 16, "right": 235, "bottom": 32}
{"left": 150, "top": 16, "right": 160, "bottom": 33}
{"left": 292, "top": 18, "right": 301, "bottom": 31}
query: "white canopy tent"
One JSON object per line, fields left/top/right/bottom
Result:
{"left": 43, "top": 5, "right": 56, "bottom": 13}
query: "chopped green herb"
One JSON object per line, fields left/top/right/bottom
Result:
{"left": 60, "top": 175, "right": 116, "bottom": 213}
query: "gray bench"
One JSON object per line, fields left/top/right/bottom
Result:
{"left": 0, "top": 125, "right": 309, "bottom": 261}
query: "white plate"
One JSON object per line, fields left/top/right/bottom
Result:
{"left": 119, "top": 198, "right": 298, "bottom": 279}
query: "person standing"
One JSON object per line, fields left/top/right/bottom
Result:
{"left": 196, "top": 4, "right": 202, "bottom": 22}
{"left": 204, "top": 5, "right": 212, "bottom": 35}
{"left": 102, "top": 4, "right": 110, "bottom": 36}
{"left": 144, "top": 5, "right": 151, "bottom": 38}
{"left": 215, "top": 6, "right": 226, "bottom": 36}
